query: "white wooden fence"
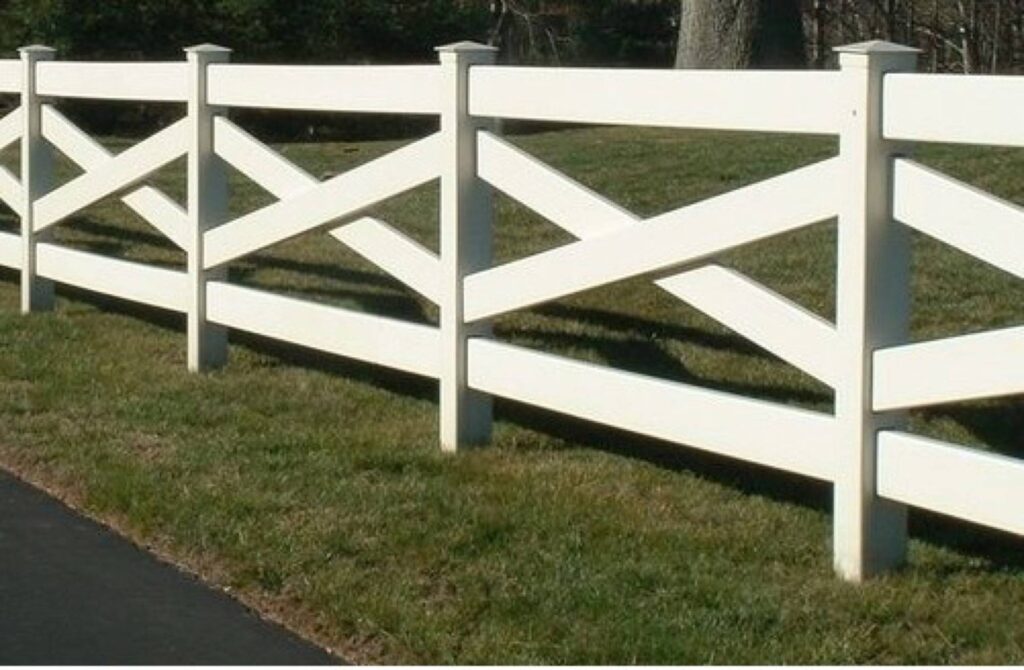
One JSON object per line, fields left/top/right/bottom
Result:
{"left": 0, "top": 40, "right": 1021, "bottom": 582}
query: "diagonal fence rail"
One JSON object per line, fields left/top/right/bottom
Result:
{"left": 0, "top": 40, "right": 1020, "bottom": 583}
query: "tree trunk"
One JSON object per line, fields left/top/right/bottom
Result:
{"left": 675, "top": 0, "right": 806, "bottom": 69}
{"left": 838, "top": 0, "right": 848, "bottom": 45}
{"left": 884, "top": 0, "right": 898, "bottom": 42}
{"left": 812, "top": 0, "right": 828, "bottom": 69}
{"left": 991, "top": 1, "right": 998, "bottom": 72}
{"left": 957, "top": 0, "right": 980, "bottom": 73}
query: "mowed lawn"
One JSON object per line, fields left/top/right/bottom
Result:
{"left": 0, "top": 122, "right": 1023, "bottom": 663}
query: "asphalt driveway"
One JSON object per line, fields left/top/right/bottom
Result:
{"left": 0, "top": 469, "right": 337, "bottom": 664}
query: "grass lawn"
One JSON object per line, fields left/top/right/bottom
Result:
{"left": 0, "top": 121, "right": 1022, "bottom": 663}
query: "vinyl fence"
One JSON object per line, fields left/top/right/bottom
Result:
{"left": 0, "top": 40, "right": 1021, "bottom": 581}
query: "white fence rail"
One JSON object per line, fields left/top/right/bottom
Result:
{"left": 0, "top": 40, "right": 1020, "bottom": 582}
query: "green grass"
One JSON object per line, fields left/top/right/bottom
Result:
{"left": 0, "top": 123, "right": 1023, "bottom": 663}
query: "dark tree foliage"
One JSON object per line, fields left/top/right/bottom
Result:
{"left": 485, "top": 0, "right": 677, "bottom": 66}
{"left": 0, "top": 0, "right": 682, "bottom": 67}
{"left": 0, "top": 0, "right": 681, "bottom": 138}
{"left": 572, "top": 1, "right": 679, "bottom": 66}
{"left": 0, "top": 0, "right": 494, "bottom": 139}
{"left": 0, "top": 0, "right": 492, "bottom": 63}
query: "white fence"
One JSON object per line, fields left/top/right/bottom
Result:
{"left": 0, "top": 40, "right": 1021, "bottom": 582}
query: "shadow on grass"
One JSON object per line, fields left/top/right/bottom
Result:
{"left": 909, "top": 509, "right": 1024, "bottom": 573}
{"left": 3, "top": 269, "right": 1024, "bottom": 575}
{"left": 35, "top": 277, "right": 438, "bottom": 407}
{"left": 230, "top": 255, "right": 401, "bottom": 294}
{"left": 0, "top": 211, "right": 17, "bottom": 233}
{"left": 499, "top": 397, "right": 1024, "bottom": 573}
{"left": 921, "top": 399, "right": 1024, "bottom": 461}
{"left": 66, "top": 215, "right": 417, "bottom": 296}
{"left": 52, "top": 216, "right": 431, "bottom": 325}
{"left": 62, "top": 215, "right": 432, "bottom": 324}
{"left": 496, "top": 323, "right": 830, "bottom": 408}
{"left": 496, "top": 397, "right": 834, "bottom": 508}
{"left": 533, "top": 303, "right": 768, "bottom": 358}
{"left": 64, "top": 217, "right": 184, "bottom": 253}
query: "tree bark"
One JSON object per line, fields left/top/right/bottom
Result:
{"left": 675, "top": 0, "right": 806, "bottom": 69}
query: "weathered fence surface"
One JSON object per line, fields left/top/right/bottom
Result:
{"left": 0, "top": 40, "right": 1020, "bottom": 582}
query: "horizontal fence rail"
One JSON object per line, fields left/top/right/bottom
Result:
{"left": 0, "top": 231, "right": 19, "bottom": 267}
{"left": 0, "top": 59, "right": 19, "bottom": 92}
{"left": 0, "top": 40, "right": 1020, "bottom": 584}
{"left": 36, "top": 61, "right": 188, "bottom": 102}
{"left": 877, "top": 432, "right": 1024, "bottom": 536}
{"left": 206, "top": 281, "right": 441, "bottom": 378}
{"left": 469, "top": 67, "right": 845, "bottom": 134}
{"left": 37, "top": 243, "right": 188, "bottom": 312}
{"left": 468, "top": 339, "right": 837, "bottom": 481}
{"left": 883, "top": 73, "right": 1024, "bottom": 147}
{"left": 207, "top": 64, "right": 443, "bottom": 114}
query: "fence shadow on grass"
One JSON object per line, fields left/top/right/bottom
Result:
{"left": 62, "top": 217, "right": 186, "bottom": 254}
{"left": 921, "top": 400, "right": 1024, "bottom": 462}
{"left": 57, "top": 216, "right": 434, "bottom": 326}
{"left": 497, "top": 318, "right": 831, "bottom": 409}
{"left": 498, "top": 396, "right": 1024, "bottom": 573}
{"left": 533, "top": 303, "right": 769, "bottom": 359}
{"left": 62, "top": 216, "right": 414, "bottom": 294}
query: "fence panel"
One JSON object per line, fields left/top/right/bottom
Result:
{"left": 464, "top": 156, "right": 840, "bottom": 322}
{"left": 33, "top": 118, "right": 188, "bottom": 232}
{"left": 204, "top": 133, "right": 441, "bottom": 269}
{"left": 872, "top": 68, "right": 1024, "bottom": 546}
{"left": 41, "top": 105, "right": 189, "bottom": 250}
{"left": 0, "top": 40, "right": 1021, "bottom": 583}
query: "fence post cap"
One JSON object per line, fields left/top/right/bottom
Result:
{"left": 834, "top": 40, "right": 921, "bottom": 55}
{"left": 18, "top": 45, "right": 55, "bottom": 57}
{"left": 184, "top": 43, "right": 232, "bottom": 55}
{"left": 435, "top": 41, "right": 498, "bottom": 54}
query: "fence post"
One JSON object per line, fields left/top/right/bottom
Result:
{"left": 437, "top": 42, "right": 498, "bottom": 452}
{"left": 19, "top": 45, "right": 55, "bottom": 314}
{"left": 185, "top": 44, "right": 230, "bottom": 372}
{"left": 834, "top": 40, "right": 919, "bottom": 581}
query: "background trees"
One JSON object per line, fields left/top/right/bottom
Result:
{"left": 0, "top": 1, "right": 1018, "bottom": 138}
{"left": 805, "top": 0, "right": 1024, "bottom": 73}
{"left": 0, "top": 0, "right": 490, "bottom": 63}
{"left": 0, "top": 1, "right": 1018, "bottom": 74}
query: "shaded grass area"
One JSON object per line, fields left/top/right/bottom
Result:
{"left": 0, "top": 124, "right": 1022, "bottom": 663}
